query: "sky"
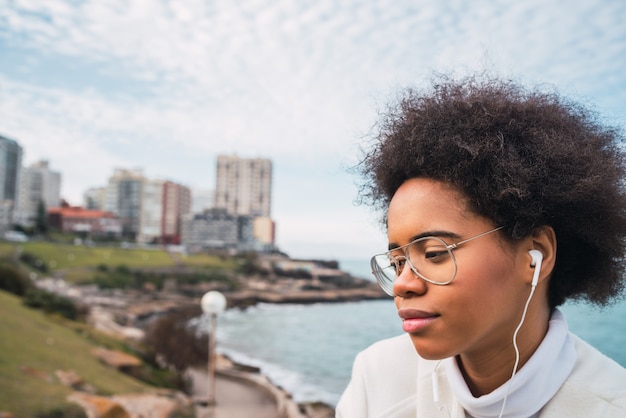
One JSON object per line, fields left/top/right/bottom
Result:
{"left": 1, "top": 0, "right": 625, "bottom": 263}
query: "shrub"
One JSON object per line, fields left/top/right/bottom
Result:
{"left": 96, "top": 263, "right": 109, "bottom": 272}
{"left": 23, "top": 288, "right": 80, "bottom": 320}
{"left": 19, "top": 251, "right": 49, "bottom": 273}
{"left": 0, "top": 262, "right": 33, "bottom": 296}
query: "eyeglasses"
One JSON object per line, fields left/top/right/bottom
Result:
{"left": 371, "top": 226, "right": 504, "bottom": 296}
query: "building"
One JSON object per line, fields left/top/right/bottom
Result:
{"left": 84, "top": 187, "right": 106, "bottom": 210}
{"left": 94, "top": 169, "right": 192, "bottom": 244}
{"left": 137, "top": 179, "right": 191, "bottom": 244}
{"left": 214, "top": 155, "right": 272, "bottom": 217}
{"left": 0, "top": 135, "right": 23, "bottom": 203}
{"left": 161, "top": 180, "right": 191, "bottom": 244}
{"left": 16, "top": 160, "right": 61, "bottom": 227}
{"left": 182, "top": 208, "right": 240, "bottom": 251}
{"left": 137, "top": 179, "right": 163, "bottom": 244}
{"left": 181, "top": 208, "right": 269, "bottom": 253}
{"left": 104, "top": 169, "right": 145, "bottom": 240}
{"left": 253, "top": 216, "right": 276, "bottom": 251}
{"left": 0, "top": 135, "right": 23, "bottom": 231}
{"left": 210, "top": 154, "right": 276, "bottom": 251}
{"left": 0, "top": 200, "right": 13, "bottom": 234}
{"left": 47, "top": 206, "right": 122, "bottom": 238}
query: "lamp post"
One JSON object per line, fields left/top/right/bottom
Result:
{"left": 201, "top": 291, "right": 227, "bottom": 414}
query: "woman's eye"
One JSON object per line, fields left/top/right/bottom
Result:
{"left": 396, "top": 258, "right": 406, "bottom": 271}
{"left": 424, "top": 249, "right": 449, "bottom": 260}
{"left": 387, "top": 256, "right": 406, "bottom": 275}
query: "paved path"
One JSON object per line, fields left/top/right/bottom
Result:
{"left": 190, "top": 369, "right": 282, "bottom": 418}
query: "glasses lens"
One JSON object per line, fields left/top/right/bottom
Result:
{"left": 406, "top": 237, "right": 456, "bottom": 284}
{"left": 371, "top": 255, "right": 397, "bottom": 296}
{"left": 371, "top": 237, "right": 457, "bottom": 294}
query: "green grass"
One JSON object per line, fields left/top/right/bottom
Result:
{"left": 178, "top": 252, "right": 239, "bottom": 270}
{"left": 0, "top": 240, "right": 238, "bottom": 415}
{"left": 0, "top": 241, "right": 238, "bottom": 283}
{"left": 0, "top": 290, "right": 152, "bottom": 416}
{"left": 0, "top": 242, "right": 17, "bottom": 259}
{"left": 19, "top": 242, "right": 175, "bottom": 270}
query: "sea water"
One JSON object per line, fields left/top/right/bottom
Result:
{"left": 207, "top": 300, "right": 399, "bottom": 406}
{"left": 198, "top": 259, "right": 626, "bottom": 407}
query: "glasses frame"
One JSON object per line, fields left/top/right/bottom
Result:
{"left": 371, "top": 226, "right": 504, "bottom": 296}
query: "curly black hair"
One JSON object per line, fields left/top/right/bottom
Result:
{"left": 356, "top": 75, "right": 626, "bottom": 308}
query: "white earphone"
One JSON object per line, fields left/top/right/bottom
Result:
{"left": 498, "top": 249, "right": 544, "bottom": 418}
{"left": 528, "top": 249, "right": 543, "bottom": 287}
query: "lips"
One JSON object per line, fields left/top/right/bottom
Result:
{"left": 398, "top": 308, "right": 440, "bottom": 333}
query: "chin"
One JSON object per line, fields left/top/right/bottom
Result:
{"left": 409, "top": 336, "right": 454, "bottom": 360}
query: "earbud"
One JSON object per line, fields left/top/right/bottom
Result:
{"left": 501, "top": 249, "right": 544, "bottom": 417}
{"left": 528, "top": 250, "right": 543, "bottom": 287}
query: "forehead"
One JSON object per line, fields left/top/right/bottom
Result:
{"left": 387, "top": 178, "right": 472, "bottom": 236}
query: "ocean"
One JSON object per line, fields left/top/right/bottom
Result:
{"left": 196, "top": 259, "right": 626, "bottom": 408}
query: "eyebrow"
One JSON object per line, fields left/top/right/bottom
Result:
{"left": 388, "top": 230, "right": 462, "bottom": 251}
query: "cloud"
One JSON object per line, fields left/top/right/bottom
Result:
{"left": 1, "top": 0, "right": 626, "bottom": 258}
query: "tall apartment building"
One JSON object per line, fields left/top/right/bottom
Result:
{"left": 0, "top": 135, "right": 23, "bottom": 231}
{"left": 182, "top": 155, "right": 275, "bottom": 253}
{"left": 16, "top": 160, "right": 61, "bottom": 227}
{"left": 137, "top": 179, "right": 191, "bottom": 244}
{"left": 162, "top": 181, "right": 192, "bottom": 244}
{"left": 104, "top": 168, "right": 145, "bottom": 240}
{"left": 214, "top": 155, "right": 272, "bottom": 217}
{"left": 138, "top": 179, "right": 163, "bottom": 243}
{"left": 0, "top": 135, "right": 22, "bottom": 202}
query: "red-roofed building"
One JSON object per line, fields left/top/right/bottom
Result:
{"left": 48, "top": 206, "right": 122, "bottom": 238}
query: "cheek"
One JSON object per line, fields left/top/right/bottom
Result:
{"left": 453, "top": 256, "right": 517, "bottom": 304}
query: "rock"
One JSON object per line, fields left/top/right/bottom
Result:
{"left": 69, "top": 392, "right": 190, "bottom": 418}
{"left": 67, "top": 393, "right": 130, "bottom": 418}
{"left": 92, "top": 347, "right": 142, "bottom": 369}
{"left": 112, "top": 393, "right": 185, "bottom": 418}
{"left": 55, "top": 369, "right": 83, "bottom": 388}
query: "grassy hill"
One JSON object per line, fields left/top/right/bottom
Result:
{"left": 0, "top": 240, "right": 241, "bottom": 416}
{"left": 0, "top": 290, "right": 158, "bottom": 417}
{"left": 0, "top": 240, "right": 238, "bottom": 284}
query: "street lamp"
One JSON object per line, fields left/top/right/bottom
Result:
{"left": 201, "top": 291, "right": 227, "bottom": 412}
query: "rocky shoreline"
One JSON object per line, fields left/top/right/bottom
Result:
{"left": 32, "top": 255, "right": 387, "bottom": 417}
{"left": 73, "top": 275, "right": 386, "bottom": 417}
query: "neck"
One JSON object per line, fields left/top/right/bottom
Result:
{"left": 442, "top": 309, "right": 578, "bottom": 418}
{"left": 457, "top": 296, "right": 551, "bottom": 397}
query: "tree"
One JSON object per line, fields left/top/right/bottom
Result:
{"left": 36, "top": 200, "right": 48, "bottom": 235}
{"left": 143, "top": 308, "right": 208, "bottom": 373}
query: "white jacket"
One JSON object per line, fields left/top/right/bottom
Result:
{"left": 336, "top": 333, "right": 626, "bottom": 417}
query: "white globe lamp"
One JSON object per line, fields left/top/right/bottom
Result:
{"left": 201, "top": 291, "right": 227, "bottom": 410}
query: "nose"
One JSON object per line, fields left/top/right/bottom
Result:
{"left": 392, "top": 260, "right": 428, "bottom": 297}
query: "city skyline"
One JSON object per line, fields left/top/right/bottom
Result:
{"left": 1, "top": 1, "right": 626, "bottom": 260}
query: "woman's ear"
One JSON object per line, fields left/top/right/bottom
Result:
{"left": 527, "top": 226, "right": 557, "bottom": 285}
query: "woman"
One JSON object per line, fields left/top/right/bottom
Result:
{"left": 336, "top": 76, "right": 626, "bottom": 417}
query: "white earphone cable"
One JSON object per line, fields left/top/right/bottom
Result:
{"left": 432, "top": 360, "right": 452, "bottom": 418}
{"left": 498, "top": 283, "right": 537, "bottom": 418}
